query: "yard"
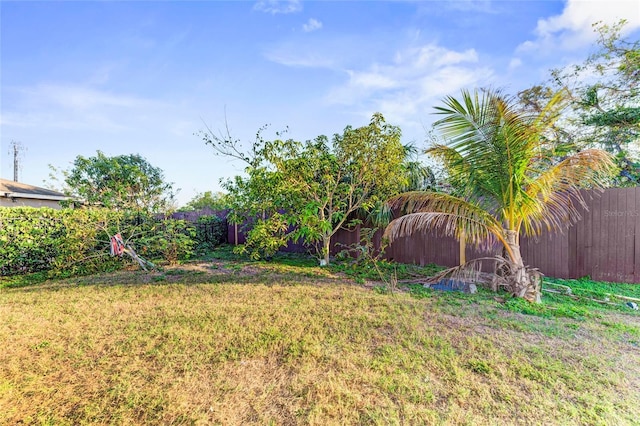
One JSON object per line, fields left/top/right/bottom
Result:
{"left": 1, "top": 250, "right": 639, "bottom": 425}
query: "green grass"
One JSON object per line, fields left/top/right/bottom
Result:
{"left": 545, "top": 275, "right": 640, "bottom": 303}
{"left": 1, "top": 251, "right": 639, "bottom": 424}
{"left": 330, "top": 256, "right": 444, "bottom": 285}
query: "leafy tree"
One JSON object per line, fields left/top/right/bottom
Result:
{"left": 385, "top": 89, "right": 616, "bottom": 303}
{"left": 200, "top": 114, "right": 409, "bottom": 265}
{"left": 180, "top": 191, "right": 230, "bottom": 211}
{"left": 61, "top": 151, "right": 175, "bottom": 212}
{"left": 519, "top": 20, "right": 639, "bottom": 184}
{"left": 277, "top": 115, "right": 409, "bottom": 265}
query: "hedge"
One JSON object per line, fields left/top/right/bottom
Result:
{"left": 0, "top": 207, "right": 196, "bottom": 277}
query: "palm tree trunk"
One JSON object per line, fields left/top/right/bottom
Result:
{"left": 504, "top": 230, "right": 541, "bottom": 303}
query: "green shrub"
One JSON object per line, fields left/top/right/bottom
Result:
{"left": 137, "top": 219, "right": 196, "bottom": 264}
{"left": 1, "top": 208, "right": 60, "bottom": 274}
{"left": 0, "top": 207, "right": 120, "bottom": 276}
{"left": 194, "top": 215, "right": 227, "bottom": 251}
{"left": 234, "top": 213, "right": 289, "bottom": 260}
{"left": 0, "top": 208, "right": 198, "bottom": 277}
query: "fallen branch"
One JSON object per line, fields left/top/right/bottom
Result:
{"left": 110, "top": 233, "right": 155, "bottom": 271}
{"left": 543, "top": 282, "right": 573, "bottom": 294}
{"left": 605, "top": 293, "right": 640, "bottom": 303}
{"left": 545, "top": 282, "right": 640, "bottom": 303}
{"left": 542, "top": 288, "right": 621, "bottom": 306}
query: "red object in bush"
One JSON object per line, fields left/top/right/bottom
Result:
{"left": 110, "top": 233, "right": 125, "bottom": 256}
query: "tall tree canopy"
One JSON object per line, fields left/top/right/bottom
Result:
{"left": 63, "top": 151, "right": 175, "bottom": 212}
{"left": 180, "top": 191, "right": 230, "bottom": 212}
{"left": 385, "top": 89, "right": 616, "bottom": 303}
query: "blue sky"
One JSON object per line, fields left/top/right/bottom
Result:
{"left": 1, "top": 0, "right": 639, "bottom": 206}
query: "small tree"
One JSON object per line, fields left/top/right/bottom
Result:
{"left": 200, "top": 114, "right": 409, "bottom": 265}
{"left": 288, "top": 115, "right": 408, "bottom": 265}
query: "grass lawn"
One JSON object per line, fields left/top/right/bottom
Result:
{"left": 1, "top": 250, "right": 639, "bottom": 425}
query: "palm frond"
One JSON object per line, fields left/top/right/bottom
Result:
{"left": 431, "top": 90, "right": 539, "bottom": 215}
{"left": 384, "top": 191, "right": 503, "bottom": 249}
{"left": 518, "top": 149, "right": 617, "bottom": 235}
{"left": 429, "top": 87, "right": 605, "bottom": 234}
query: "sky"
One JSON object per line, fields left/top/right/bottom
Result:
{"left": 1, "top": 0, "right": 639, "bottom": 206}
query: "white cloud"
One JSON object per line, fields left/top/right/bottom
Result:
{"left": 263, "top": 49, "right": 335, "bottom": 68}
{"left": 324, "top": 44, "right": 493, "bottom": 128}
{"left": 508, "top": 58, "right": 523, "bottom": 71}
{"left": 253, "top": 0, "right": 302, "bottom": 15}
{"left": 394, "top": 45, "right": 479, "bottom": 69}
{"left": 517, "top": 0, "right": 640, "bottom": 53}
{"left": 347, "top": 70, "right": 397, "bottom": 90}
{"left": 302, "top": 18, "right": 322, "bottom": 33}
{"left": 4, "top": 84, "right": 167, "bottom": 131}
{"left": 263, "top": 37, "right": 492, "bottom": 132}
{"left": 35, "top": 84, "right": 159, "bottom": 110}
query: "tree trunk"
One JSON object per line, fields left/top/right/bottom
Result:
{"left": 504, "top": 230, "right": 541, "bottom": 303}
{"left": 319, "top": 236, "right": 331, "bottom": 266}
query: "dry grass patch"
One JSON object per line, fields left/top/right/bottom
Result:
{"left": 1, "top": 268, "right": 639, "bottom": 425}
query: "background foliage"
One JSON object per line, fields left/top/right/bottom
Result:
{"left": 519, "top": 20, "right": 639, "bottom": 185}
{"left": 179, "top": 191, "right": 231, "bottom": 212}
{"left": 193, "top": 214, "right": 227, "bottom": 253}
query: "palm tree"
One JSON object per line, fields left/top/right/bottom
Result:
{"left": 400, "top": 143, "right": 437, "bottom": 192}
{"left": 384, "top": 89, "right": 616, "bottom": 303}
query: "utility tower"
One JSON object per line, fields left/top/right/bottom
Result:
{"left": 9, "top": 140, "right": 26, "bottom": 182}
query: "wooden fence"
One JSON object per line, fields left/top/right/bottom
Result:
{"left": 197, "top": 187, "right": 640, "bottom": 283}
{"left": 340, "top": 187, "right": 640, "bottom": 283}
{"left": 510, "top": 187, "right": 639, "bottom": 282}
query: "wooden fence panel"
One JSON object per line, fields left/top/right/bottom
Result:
{"left": 521, "top": 231, "right": 570, "bottom": 279}
{"left": 507, "top": 188, "right": 639, "bottom": 283}
{"left": 365, "top": 187, "right": 639, "bottom": 283}
{"left": 605, "top": 189, "right": 617, "bottom": 281}
{"left": 331, "top": 226, "right": 361, "bottom": 254}
{"left": 385, "top": 229, "right": 461, "bottom": 267}
{"left": 623, "top": 188, "right": 637, "bottom": 282}
{"left": 593, "top": 189, "right": 606, "bottom": 280}
{"left": 581, "top": 191, "right": 595, "bottom": 279}
{"left": 215, "top": 187, "right": 640, "bottom": 283}
{"left": 635, "top": 190, "right": 640, "bottom": 283}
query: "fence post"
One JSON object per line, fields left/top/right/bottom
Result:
{"left": 459, "top": 229, "right": 466, "bottom": 265}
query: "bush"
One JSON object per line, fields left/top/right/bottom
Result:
{"left": 0, "top": 207, "right": 121, "bottom": 276}
{"left": 137, "top": 219, "right": 196, "bottom": 265}
{"left": 194, "top": 215, "right": 227, "bottom": 251}
{"left": 234, "top": 213, "right": 289, "bottom": 260}
{"left": 0, "top": 208, "right": 198, "bottom": 277}
{"left": 0, "top": 208, "right": 65, "bottom": 274}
